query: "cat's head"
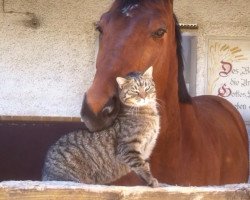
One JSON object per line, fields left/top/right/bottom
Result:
{"left": 116, "top": 66, "right": 156, "bottom": 107}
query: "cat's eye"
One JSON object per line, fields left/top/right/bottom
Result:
{"left": 127, "top": 90, "right": 138, "bottom": 97}
{"left": 132, "top": 84, "right": 139, "bottom": 90}
{"left": 133, "top": 90, "right": 140, "bottom": 95}
{"left": 144, "top": 82, "right": 152, "bottom": 92}
{"left": 145, "top": 86, "right": 151, "bottom": 92}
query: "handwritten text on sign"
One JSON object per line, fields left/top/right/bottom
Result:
{"left": 207, "top": 38, "right": 250, "bottom": 124}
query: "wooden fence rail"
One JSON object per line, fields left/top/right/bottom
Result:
{"left": 0, "top": 181, "right": 249, "bottom": 200}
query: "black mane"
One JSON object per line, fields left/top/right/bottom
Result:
{"left": 174, "top": 15, "right": 192, "bottom": 103}
{"left": 126, "top": 71, "right": 141, "bottom": 78}
{"left": 116, "top": 0, "right": 141, "bottom": 9}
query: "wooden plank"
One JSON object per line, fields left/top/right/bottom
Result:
{"left": 0, "top": 181, "right": 249, "bottom": 200}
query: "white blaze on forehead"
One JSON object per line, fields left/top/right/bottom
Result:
{"left": 121, "top": 4, "right": 139, "bottom": 17}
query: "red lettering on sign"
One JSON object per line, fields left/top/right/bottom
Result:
{"left": 218, "top": 84, "right": 232, "bottom": 97}
{"left": 219, "top": 61, "right": 232, "bottom": 77}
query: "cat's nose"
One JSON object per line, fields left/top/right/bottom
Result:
{"left": 139, "top": 91, "right": 147, "bottom": 99}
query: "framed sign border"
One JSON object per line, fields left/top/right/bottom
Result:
{"left": 205, "top": 36, "right": 250, "bottom": 125}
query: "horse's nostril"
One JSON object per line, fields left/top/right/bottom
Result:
{"left": 102, "top": 96, "right": 118, "bottom": 117}
{"left": 102, "top": 105, "right": 115, "bottom": 116}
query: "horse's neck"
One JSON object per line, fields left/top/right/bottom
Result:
{"left": 154, "top": 60, "right": 199, "bottom": 156}
{"left": 158, "top": 88, "right": 182, "bottom": 141}
{"left": 159, "top": 87, "right": 199, "bottom": 144}
{"left": 152, "top": 93, "right": 202, "bottom": 183}
{"left": 155, "top": 56, "right": 183, "bottom": 140}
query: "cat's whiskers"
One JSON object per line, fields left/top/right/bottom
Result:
{"left": 128, "top": 105, "right": 136, "bottom": 116}
{"left": 129, "top": 106, "right": 134, "bottom": 115}
{"left": 134, "top": 106, "right": 138, "bottom": 116}
{"left": 133, "top": 106, "right": 138, "bottom": 116}
{"left": 156, "top": 102, "right": 163, "bottom": 111}
{"left": 155, "top": 98, "right": 164, "bottom": 111}
{"left": 156, "top": 98, "right": 164, "bottom": 105}
{"left": 132, "top": 105, "right": 140, "bottom": 116}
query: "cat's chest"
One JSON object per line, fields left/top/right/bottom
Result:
{"left": 119, "top": 114, "right": 159, "bottom": 158}
{"left": 139, "top": 120, "right": 159, "bottom": 159}
{"left": 140, "top": 126, "right": 158, "bottom": 145}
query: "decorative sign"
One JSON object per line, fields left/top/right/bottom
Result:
{"left": 207, "top": 37, "right": 250, "bottom": 124}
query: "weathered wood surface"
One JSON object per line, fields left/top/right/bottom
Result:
{"left": 0, "top": 181, "right": 249, "bottom": 200}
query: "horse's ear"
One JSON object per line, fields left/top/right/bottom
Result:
{"left": 168, "top": 0, "right": 174, "bottom": 4}
{"left": 116, "top": 77, "right": 127, "bottom": 88}
{"left": 164, "top": 0, "right": 174, "bottom": 7}
{"left": 143, "top": 66, "right": 153, "bottom": 78}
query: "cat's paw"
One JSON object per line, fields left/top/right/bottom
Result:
{"left": 158, "top": 183, "right": 171, "bottom": 187}
{"left": 148, "top": 177, "right": 159, "bottom": 188}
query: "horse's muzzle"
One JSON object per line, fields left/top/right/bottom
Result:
{"left": 80, "top": 94, "right": 120, "bottom": 132}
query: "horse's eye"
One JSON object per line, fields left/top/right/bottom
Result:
{"left": 152, "top": 28, "right": 167, "bottom": 38}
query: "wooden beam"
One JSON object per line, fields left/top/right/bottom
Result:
{"left": 179, "top": 23, "right": 198, "bottom": 29}
{"left": 0, "top": 181, "right": 249, "bottom": 200}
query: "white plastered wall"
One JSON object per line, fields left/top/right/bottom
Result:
{"left": 0, "top": 0, "right": 112, "bottom": 117}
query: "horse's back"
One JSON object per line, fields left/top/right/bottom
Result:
{"left": 193, "top": 95, "right": 248, "bottom": 146}
{"left": 192, "top": 95, "right": 249, "bottom": 183}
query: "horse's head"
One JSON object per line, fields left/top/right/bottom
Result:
{"left": 81, "top": 0, "right": 180, "bottom": 132}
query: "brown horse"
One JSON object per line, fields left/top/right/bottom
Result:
{"left": 81, "top": 0, "right": 249, "bottom": 186}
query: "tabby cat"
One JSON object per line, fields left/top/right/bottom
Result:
{"left": 42, "top": 66, "right": 160, "bottom": 187}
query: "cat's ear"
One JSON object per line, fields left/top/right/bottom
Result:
{"left": 143, "top": 66, "right": 153, "bottom": 78}
{"left": 116, "top": 77, "right": 127, "bottom": 88}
